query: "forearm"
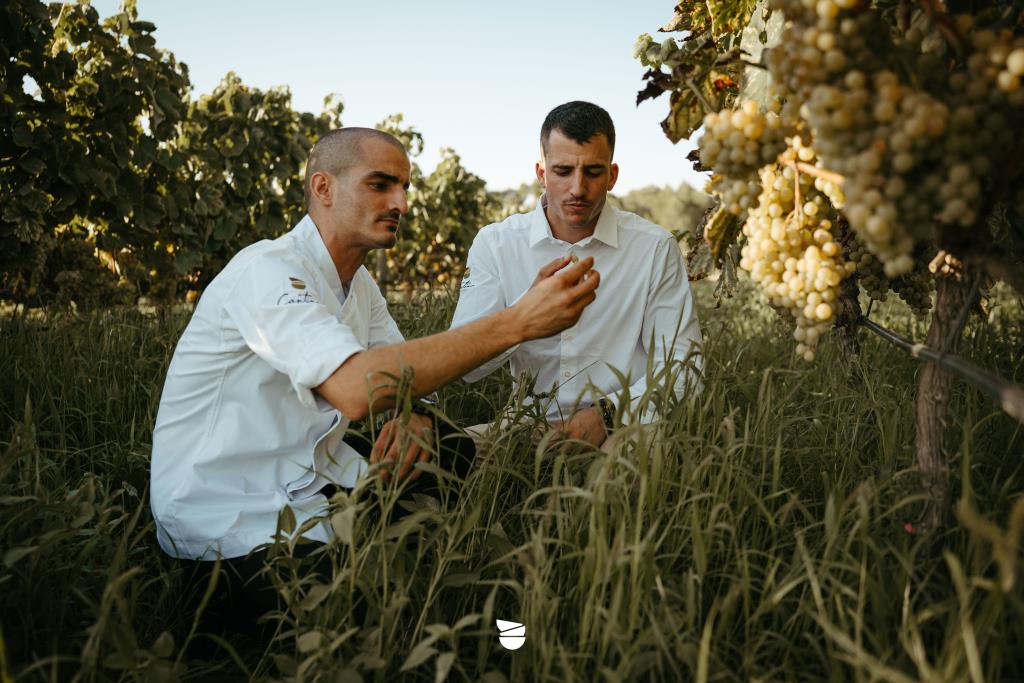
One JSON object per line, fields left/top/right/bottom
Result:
{"left": 318, "top": 308, "right": 523, "bottom": 419}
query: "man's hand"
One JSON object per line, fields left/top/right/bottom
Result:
{"left": 511, "top": 256, "right": 600, "bottom": 341}
{"left": 552, "top": 406, "right": 607, "bottom": 447}
{"left": 369, "top": 413, "right": 434, "bottom": 483}
{"left": 531, "top": 255, "right": 572, "bottom": 288}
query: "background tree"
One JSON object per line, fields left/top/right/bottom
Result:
{"left": 158, "top": 77, "right": 343, "bottom": 299}
{"left": 1, "top": 0, "right": 500, "bottom": 305}
{"left": 490, "top": 179, "right": 542, "bottom": 217}
{"left": 384, "top": 147, "right": 501, "bottom": 291}
{"left": 1, "top": 0, "right": 189, "bottom": 306}
{"left": 369, "top": 115, "right": 503, "bottom": 293}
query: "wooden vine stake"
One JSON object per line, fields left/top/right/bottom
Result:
{"left": 915, "top": 254, "right": 979, "bottom": 531}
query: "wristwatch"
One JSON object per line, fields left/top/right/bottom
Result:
{"left": 409, "top": 401, "right": 435, "bottom": 418}
{"left": 596, "top": 397, "right": 615, "bottom": 431}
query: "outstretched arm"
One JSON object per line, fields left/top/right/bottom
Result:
{"left": 316, "top": 257, "right": 601, "bottom": 420}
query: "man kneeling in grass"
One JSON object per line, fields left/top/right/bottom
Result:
{"left": 450, "top": 101, "right": 703, "bottom": 451}
{"left": 149, "top": 128, "right": 600, "bottom": 642}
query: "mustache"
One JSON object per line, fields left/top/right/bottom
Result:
{"left": 377, "top": 211, "right": 402, "bottom": 224}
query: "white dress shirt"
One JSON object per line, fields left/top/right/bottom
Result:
{"left": 450, "top": 202, "right": 702, "bottom": 423}
{"left": 150, "top": 215, "right": 404, "bottom": 560}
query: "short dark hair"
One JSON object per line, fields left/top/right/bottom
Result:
{"left": 540, "top": 101, "right": 615, "bottom": 158}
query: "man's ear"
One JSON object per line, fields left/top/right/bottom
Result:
{"left": 310, "top": 171, "right": 333, "bottom": 207}
{"left": 535, "top": 159, "right": 546, "bottom": 188}
{"left": 607, "top": 163, "right": 619, "bottom": 192}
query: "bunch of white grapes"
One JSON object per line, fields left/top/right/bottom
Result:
{"left": 699, "top": 99, "right": 789, "bottom": 219}
{"left": 789, "top": 133, "right": 845, "bottom": 209}
{"left": 738, "top": 146, "right": 856, "bottom": 361}
{"left": 765, "top": 0, "right": 884, "bottom": 106}
{"left": 757, "top": 0, "right": 1024, "bottom": 283}
{"left": 803, "top": 69, "right": 946, "bottom": 277}
{"left": 762, "top": 3, "right": 931, "bottom": 277}
{"left": 973, "top": 29, "right": 1024, "bottom": 95}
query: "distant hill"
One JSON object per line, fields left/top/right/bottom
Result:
{"left": 611, "top": 183, "right": 712, "bottom": 239}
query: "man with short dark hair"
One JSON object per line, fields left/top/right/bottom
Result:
{"left": 150, "top": 127, "right": 600, "bottom": 638}
{"left": 450, "top": 101, "right": 702, "bottom": 448}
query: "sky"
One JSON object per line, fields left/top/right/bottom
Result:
{"left": 90, "top": 0, "right": 707, "bottom": 193}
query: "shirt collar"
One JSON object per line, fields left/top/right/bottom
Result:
{"left": 295, "top": 214, "right": 345, "bottom": 295}
{"left": 528, "top": 203, "right": 551, "bottom": 247}
{"left": 591, "top": 204, "right": 619, "bottom": 248}
{"left": 528, "top": 197, "right": 619, "bottom": 249}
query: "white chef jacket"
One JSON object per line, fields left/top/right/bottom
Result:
{"left": 150, "top": 215, "right": 404, "bottom": 560}
{"left": 450, "top": 202, "right": 702, "bottom": 423}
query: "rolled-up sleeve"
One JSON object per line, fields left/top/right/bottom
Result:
{"left": 222, "top": 257, "right": 365, "bottom": 408}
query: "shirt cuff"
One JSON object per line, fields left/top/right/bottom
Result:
{"left": 293, "top": 335, "right": 365, "bottom": 410}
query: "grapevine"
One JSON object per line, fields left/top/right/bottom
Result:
{"left": 643, "top": 0, "right": 1024, "bottom": 362}
{"left": 639, "top": 0, "right": 1024, "bottom": 525}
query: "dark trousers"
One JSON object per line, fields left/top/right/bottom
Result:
{"left": 176, "top": 417, "right": 475, "bottom": 650}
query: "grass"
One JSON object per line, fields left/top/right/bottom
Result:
{"left": 1, "top": 280, "right": 1022, "bottom": 682}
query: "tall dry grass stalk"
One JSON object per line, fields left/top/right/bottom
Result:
{"left": 1, "top": 283, "right": 1022, "bottom": 681}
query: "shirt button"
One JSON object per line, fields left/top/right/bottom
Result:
{"left": 563, "top": 371, "right": 571, "bottom": 378}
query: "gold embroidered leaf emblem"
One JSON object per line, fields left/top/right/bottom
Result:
{"left": 289, "top": 277, "right": 306, "bottom": 290}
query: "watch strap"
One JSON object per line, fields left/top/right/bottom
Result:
{"left": 597, "top": 397, "right": 615, "bottom": 431}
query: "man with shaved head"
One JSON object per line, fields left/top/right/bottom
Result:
{"left": 150, "top": 127, "right": 600, "bottom": 641}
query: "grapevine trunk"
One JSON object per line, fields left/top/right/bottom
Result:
{"left": 915, "top": 263, "right": 979, "bottom": 530}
